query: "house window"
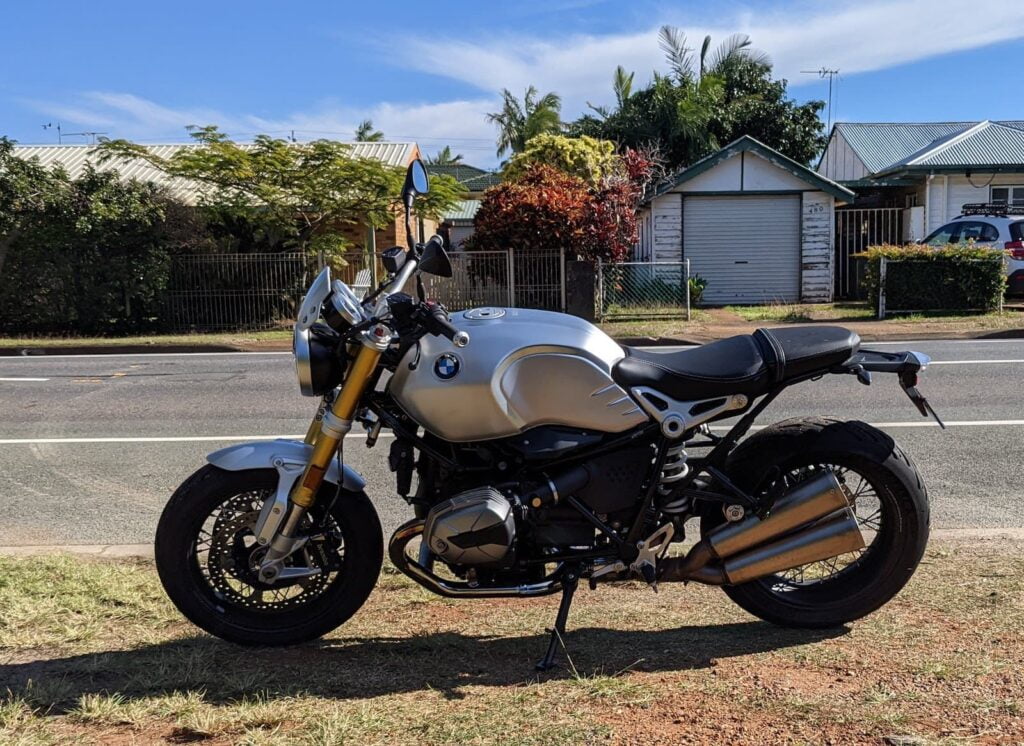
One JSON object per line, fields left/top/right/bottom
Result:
{"left": 905, "top": 193, "right": 918, "bottom": 208}
{"left": 991, "top": 186, "right": 1024, "bottom": 206}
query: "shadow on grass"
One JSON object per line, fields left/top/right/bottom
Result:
{"left": 0, "top": 622, "right": 844, "bottom": 708}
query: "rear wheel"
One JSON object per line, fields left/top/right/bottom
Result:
{"left": 705, "top": 417, "right": 929, "bottom": 628}
{"left": 155, "top": 465, "right": 382, "bottom": 645}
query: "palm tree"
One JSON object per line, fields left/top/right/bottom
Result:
{"left": 659, "top": 25, "right": 770, "bottom": 82}
{"left": 425, "top": 146, "right": 464, "bottom": 165}
{"left": 588, "top": 65, "right": 636, "bottom": 119}
{"left": 486, "top": 86, "right": 562, "bottom": 158}
{"left": 354, "top": 119, "right": 384, "bottom": 142}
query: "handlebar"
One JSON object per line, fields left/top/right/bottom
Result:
{"left": 428, "top": 305, "right": 470, "bottom": 347}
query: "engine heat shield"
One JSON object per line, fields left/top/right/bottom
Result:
{"left": 423, "top": 487, "right": 516, "bottom": 566}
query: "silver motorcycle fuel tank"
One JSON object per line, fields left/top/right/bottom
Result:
{"left": 389, "top": 308, "right": 650, "bottom": 442}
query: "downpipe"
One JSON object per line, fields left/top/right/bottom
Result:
{"left": 659, "top": 471, "right": 866, "bottom": 586}
{"left": 388, "top": 520, "right": 564, "bottom": 598}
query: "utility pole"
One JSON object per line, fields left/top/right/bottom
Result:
{"left": 800, "top": 67, "right": 840, "bottom": 131}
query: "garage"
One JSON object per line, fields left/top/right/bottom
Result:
{"left": 684, "top": 194, "right": 801, "bottom": 304}
{"left": 635, "top": 136, "right": 854, "bottom": 304}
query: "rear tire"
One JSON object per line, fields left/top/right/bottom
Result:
{"left": 706, "top": 417, "right": 929, "bottom": 628}
{"left": 155, "top": 465, "right": 383, "bottom": 646}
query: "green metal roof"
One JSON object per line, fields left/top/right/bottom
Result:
{"left": 425, "top": 164, "right": 488, "bottom": 182}
{"left": 460, "top": 171, "right": 503, "bottom": 192}
{"left": 652, "top": 135, "right": 855, "bottom": 202}
{"left": 832, "top": 121, "right": 1024, "bottom": 176}
{"left": 441, "top": 199, "right": 480, "bottom": 225}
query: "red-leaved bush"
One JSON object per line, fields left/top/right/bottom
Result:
{"left": 467, "top": 148, "right": 655, "bottom": 262}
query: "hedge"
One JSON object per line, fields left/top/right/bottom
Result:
{"left": 857, "top": 244, "right": 1006, "bottom": 313}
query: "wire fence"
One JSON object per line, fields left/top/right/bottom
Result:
{"left": 876, "top": 256, "right": 1006, "bottom": 319}
{"left": 163, "top": 248, "right": 569, "bottom": 330}
{"left": 596, "top": 260, "right": 691, "bottom": 321}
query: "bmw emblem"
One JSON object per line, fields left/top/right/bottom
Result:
{"left": 433, "top": 353, "right": 461, "bottom": 381}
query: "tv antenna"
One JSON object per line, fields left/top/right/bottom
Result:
{"left": 800, "top": 67, "right": 840, "bottom": 131}
{"left": 41, "top": 122, "right": 63, "bottom": 144}
{"left": 62, "top": 130, "right": 109, "bottom": 144}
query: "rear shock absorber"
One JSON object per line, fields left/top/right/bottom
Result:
{"left": 658, "top": 442, "right": 690, "bottom": 513}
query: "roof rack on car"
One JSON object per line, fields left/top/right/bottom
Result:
{"left": 961, "top": 202, "right": 1024, "bottom": 216}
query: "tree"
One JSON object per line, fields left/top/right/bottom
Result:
{"left": 95, "top": 127, "right": 463, "bottom": 255}
{"left": 354, "top": 119, "right": 384, "bottom": 142}
{"left": 425, "top": 146, "right": 464, "bottom": 165}
{"left": 0, "top": 137, "right": 67, "bottom": 280}
{"left": 570, "top": 28, "right": 825, "bottom": 170}
{"left": 468, "top": 154, "right": 653, "bottom": 262}
{"left": 486, "top": 86, "right": 562, "bottom": 159}
{"left": 587, "top": 65, "right": 635, "bottom": 120}
{"left": 504, "top": 134, "right": 620, "bottom": 186}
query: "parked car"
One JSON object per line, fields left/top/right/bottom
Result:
{"left": 920, "top": 203, "right": 1024, "bottom": 295}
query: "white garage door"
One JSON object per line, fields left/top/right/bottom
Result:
{"left": 683, "top": 194, "right": 801, "bottom": 304}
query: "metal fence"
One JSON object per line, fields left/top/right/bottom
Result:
{"left": 163, "top": 248, "right": 567, "bottom": 331}
{"left": 835, "top": 208, "right": 903, "bottom": 299}
{"left": 596, "top": 260, "right": 691, "bottom": 321}
{"left": 876, "top": 256, "right": 1005, "bottom": 319}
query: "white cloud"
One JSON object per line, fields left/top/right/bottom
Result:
{"left": 398, "top": 0, "right": 1024, "bottom": 113}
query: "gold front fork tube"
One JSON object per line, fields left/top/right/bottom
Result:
{"left": 289, "top": 342, "right": 383, "bottom": 509}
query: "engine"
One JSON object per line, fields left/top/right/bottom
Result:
{"left": 420, "top": 445, "right": 653, "bottom": 568}
{"left": 422, "top": 487, "right": 516, "bottom": 566}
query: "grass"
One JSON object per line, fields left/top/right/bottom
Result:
{"left": 724, "top": 302, "right": 878, "bottom": 323}
{"left": 1, "top": 542, "right": 1022, "bottom": 744}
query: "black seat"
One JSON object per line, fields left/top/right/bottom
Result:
{"left": 612, "top": 326, "right": 860, "bottom": 401}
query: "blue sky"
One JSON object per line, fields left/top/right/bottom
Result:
{"left": 3, "top": 0, "right": 1023, "bottom": 167}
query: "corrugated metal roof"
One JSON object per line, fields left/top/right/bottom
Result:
{"left": 12, "top": 141, "right": 417, "bottom": 204}
{"left": 442, "top": 199, "right": 480, "bottom": 224}
{"left": 461, "top": 171, "right": 503, "bottom": 192}
{"left": 835, "top": 122, "right": 972, "bottom": 173}
{"left": 425, "top": 164, "right": 488, "bottom": 182}
{"left": 903, "top": 121, "right": 1024, "bottom": 168}
{"left": 834, "top": 121, "right": 1024, "bottom": 175}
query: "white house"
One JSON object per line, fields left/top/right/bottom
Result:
{"left": 635, "top": 135, "right": 854, "bottom": 304}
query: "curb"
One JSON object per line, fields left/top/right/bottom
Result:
{"left": 0, "top": 344, "right": 290, "bottom": 357}
{"left": 2, "top": 529, "right": 1022, "bottom": 558}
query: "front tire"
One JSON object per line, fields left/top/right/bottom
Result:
{"left": 155, "top": 465, "right": 383, "bottom": 646}
{"left": 706, "top": 417, "right": 929, "bottom": 628}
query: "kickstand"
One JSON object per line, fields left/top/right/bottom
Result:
{"left": 535, "top": 566, "right": 580, "bottom": 672}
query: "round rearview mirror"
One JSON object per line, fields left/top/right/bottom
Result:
{"left": 404, "top": 159, "right": 430, "bottom": 202}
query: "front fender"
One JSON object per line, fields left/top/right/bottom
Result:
{"left": 208, "top": 439, "right": 367, "bottom": 546}
{"left": 207, "top": 438, "right": 366, "bottom": 492}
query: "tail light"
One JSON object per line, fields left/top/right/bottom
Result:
{"left": 1004, "top": 240, "right": 1024, "bottom": 259}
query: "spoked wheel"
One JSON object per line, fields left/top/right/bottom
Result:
{"left": 156, "top": 465, "right": 382, "bottom": 645}
{"left": 709, "top": 417, "right": 929, "bottom": 628}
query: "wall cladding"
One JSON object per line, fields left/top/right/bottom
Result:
{"left": 801, "top": 191, "right": 834, "bottom": 302}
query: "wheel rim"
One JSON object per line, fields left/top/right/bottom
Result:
{"left": 765, "top": 463, "right": 884, "bottom": 591}
{"left": 192, "top": 489, "right": 346, "bottom": 613}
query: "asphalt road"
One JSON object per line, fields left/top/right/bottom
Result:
{"left": 1, "top": 339, "right": 1022, "bottom": 546}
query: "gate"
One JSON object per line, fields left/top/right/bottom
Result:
{"left": 834, "top": 208, "right": 903, "bottom": 299}
{"left": 424, "top": 249, "right": 566, "bottom": 312}
{"left": 597, "top": 259, "right": 691, "bottom": 320}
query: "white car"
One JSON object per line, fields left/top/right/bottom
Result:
{"left": 921, "top": 204, "right": 1024, "bottom": 295}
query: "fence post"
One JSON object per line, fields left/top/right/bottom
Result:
{"left": 596, "top": 258, "right": 604, "bottom": 322}
{"left": 877, "top": 257, "right": 887, "bottom": 320}
{"left": 506, "top": 249, "right": 516, "bottom": 307}
{"left": 560, "top": 246, "right": 567, "bottom": 312}
{"left": 684, "top": 259, "right": 691, "bottom": 322}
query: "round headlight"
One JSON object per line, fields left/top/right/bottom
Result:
{"left": 294, "top": 325, "right": 344, "bottom": 396}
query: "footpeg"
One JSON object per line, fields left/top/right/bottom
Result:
{"left": 630, "top": 523, "right": 674, "bottom": 591}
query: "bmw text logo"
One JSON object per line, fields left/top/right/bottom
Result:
{"left": 433, "top": 353, "right": 461, "bottom": 381}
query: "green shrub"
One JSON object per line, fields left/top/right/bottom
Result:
{"left": 689, "top": 274, "right": 707, "bottom": 305}
{"left": 858, "top": 244, "right": 1006, "bottom": 313}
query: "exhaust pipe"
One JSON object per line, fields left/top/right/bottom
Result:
{"left": 389, "top": 519, "right": 563, "bottom": 598}
{"left": 661, "top": 471, "right": 865, "bottom": 585}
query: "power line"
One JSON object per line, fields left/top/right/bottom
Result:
{"left": 800, "top": 67, "right": 840, "bottom": 131}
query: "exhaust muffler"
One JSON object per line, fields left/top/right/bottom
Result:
{"left": 660, "top": 471, "right": 866, "bottom": 585}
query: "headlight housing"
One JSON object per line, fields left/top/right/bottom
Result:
{"left": 294, "top": 324, "right": 345, "bottom": 397}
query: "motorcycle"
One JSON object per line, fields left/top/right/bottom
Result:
{"left": 155, "top": 159, "right": 940, "bottom": 670}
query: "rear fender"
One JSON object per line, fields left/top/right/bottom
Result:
{"left": 207, "top": 439, "right": 366, "bottom": 545}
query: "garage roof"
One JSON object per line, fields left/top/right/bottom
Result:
{"left": 653, "top": 135, "right": 855, "bottom": 202}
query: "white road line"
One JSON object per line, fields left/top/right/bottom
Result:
{"left": 0, "top": 422, "right": 1021, "bottom": 445}
{"left": 0, "top": 432, "right": 397, "bottom": 445}
{"left": 928, "top": 359, "right": 1024, "bottom": 365}
{"left": 0, "top": 351, "right": 290, "bottom": 359}
{"left": 0, "top": 377, "right": 49, "bottom": 382}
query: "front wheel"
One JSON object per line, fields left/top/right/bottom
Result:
{"left": 155, "top": 465, "right": 383, "bottom": 646}
{"left": 706, "top": 417, "right": 930, "bottom": 628}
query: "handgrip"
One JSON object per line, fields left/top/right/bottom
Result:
{"left": 428, "top": 306, "right": 470, "bottom": 347}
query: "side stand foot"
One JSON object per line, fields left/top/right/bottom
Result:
{"left": 535, "top": 567, "right": 579, "bottom": 672}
